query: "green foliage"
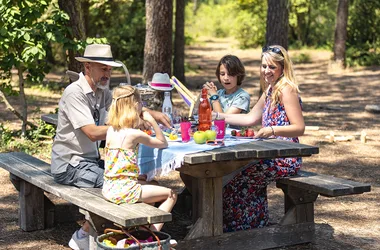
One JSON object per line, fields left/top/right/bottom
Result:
{"left": 291, "top": 52, "right": 311, "bottom": 64}
{"left": 345, "top": 48, "right": 380, "bottom": 67}
{"left": 0, "top": 121, "right": 54, "bottom": 155}
{"left": 86, "top": 0, "right": 146, "bottom": 71}
{"left": 346, "top": 0, "right": 380, "bottom": 66}
{"left": 0, "top": 0, "right": 71, "bottom": 94}
{"left": 289, "top": 0, "right": 337, "bottom": 48}
{"left": 185, "top": 2, "right": 238, "bottom": 38}
{"left": 27, "top": 119, "right": 56, "bottom": 142}
{"left": 233, "top": 9, "right": 266, "bottom": 49}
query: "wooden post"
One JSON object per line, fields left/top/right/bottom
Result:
{"left": 19, "top": 181, "right": 45, "bottom": 231}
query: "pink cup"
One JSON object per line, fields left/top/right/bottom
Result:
{"left": 180, "top": 121, "right": 191, "bottom": 142}
{"left": 214, "top": 119, "right": 226, "bottom": 139}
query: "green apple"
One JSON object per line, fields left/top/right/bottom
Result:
{"left": 193, "top": 131, "right": 207, "bottom": 144}
{"left": 205, "top": 130, "right": 217, "bottom": 140}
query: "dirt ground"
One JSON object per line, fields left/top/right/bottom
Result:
{"left": 1, "top": 37, "right": 380, "bottom": 249}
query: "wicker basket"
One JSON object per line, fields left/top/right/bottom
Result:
{"left": 96, "top": 228, "right": 171, "bottom": 250}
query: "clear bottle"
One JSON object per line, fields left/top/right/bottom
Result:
{"left": 198, "top": 88, "right": 212, "bottom": 131}
{"left": 162, "top": 91, "right": 173, "bottom": 121}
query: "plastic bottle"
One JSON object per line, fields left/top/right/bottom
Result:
{"left": 162, "top": 92, "right": 173, "bottom": 122}
{"left": 198, "top": 88, "right": 212, "bottom": 131}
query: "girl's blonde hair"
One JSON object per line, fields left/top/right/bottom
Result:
{"left": 107, "top": 85, "right": 142, "bottom": 130}
{"left": 260, "top": 45, "right": 300, "bottom": 107}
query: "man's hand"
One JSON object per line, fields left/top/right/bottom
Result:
{"left": 144, "top": 108, "right": 171, "bottom": 128}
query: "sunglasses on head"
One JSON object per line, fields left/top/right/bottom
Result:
{"left": 262, "top": 46, "right": 284, "bottom": 57}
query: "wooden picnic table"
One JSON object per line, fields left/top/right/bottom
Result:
{"left": 174, "top": 139, "right": 319, "bottom": 246}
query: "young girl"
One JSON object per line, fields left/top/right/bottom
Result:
{"left": 203, "top": 55, "right": 251, "bottom": 116}
{"left": 102, "top": 85, "right": 177, "bottom": 231}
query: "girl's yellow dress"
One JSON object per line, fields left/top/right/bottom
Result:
{"left": 102, "top": 128, "right": 142, "bottom": 204}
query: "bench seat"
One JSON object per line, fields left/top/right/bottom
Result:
{"left": 277, "top": 170, "right": 371, "bottom": 197}
{"left": 0, "top": 152, "right": 171, "bottom": 232}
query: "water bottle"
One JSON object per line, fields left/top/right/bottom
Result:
{"left": 162, "top": 92, "right": 173, "bottom": 122}
{"left": 198, "top": 88, "right": 212, "bottom": 131}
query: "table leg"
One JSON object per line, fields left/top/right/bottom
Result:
{"left": 185, "top": 177, "right": 223, "bottom": 240}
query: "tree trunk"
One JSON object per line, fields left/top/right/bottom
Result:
{"left": 193, "top": 0, "right": 198, "bottom": 15}
{"left": 143, "top": 0, "right": 173, "bottom": 83}
{"left": 58, "top": 0, "right": 87, "bottom": 74}
{"left": 265, "top": 0, "right": 289, "bottom": 50}
{"left": 173, "top": 0, "right": 186, "bottom": 83}
{"left": 17, "top": 67, "right": 27, "bottom": 136}
{"left": 333, "top": 0, "right": 349, "bottom": 69}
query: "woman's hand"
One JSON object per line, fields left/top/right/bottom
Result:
{"left": 203, "top": 81, "right": 218, "bottom": 96}
{"left": 254, "top": 127, "right": 274, "bottom": 139}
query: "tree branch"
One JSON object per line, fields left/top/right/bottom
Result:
{"left": 0, "top": 90, "right": 37, "bottom": 129}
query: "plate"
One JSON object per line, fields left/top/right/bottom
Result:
{"left": 168, "top": 137, "right": 182, "bottom": 142}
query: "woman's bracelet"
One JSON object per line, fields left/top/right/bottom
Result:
{"left": 215, "top": 112, "right": 220, "bottom": 120}
{"left": 270, "top": 126, "right": 275, "bottom": 136}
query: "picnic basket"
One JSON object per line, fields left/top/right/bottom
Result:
{"left": 96, "top": 226, "right": 171, "bottom": 250}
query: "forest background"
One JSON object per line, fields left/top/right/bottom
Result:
{"left": 0, "top": 0, "right": 380, "bottom": 249}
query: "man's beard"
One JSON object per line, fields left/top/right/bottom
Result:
{"left": 92, "top": 77, "right": 110, "bottom": 90}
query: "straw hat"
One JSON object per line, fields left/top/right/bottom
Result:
{"left": 75, "top": 44, "right": 122, "bottom": 67}
{"left": 148, "top": 73, "right": 174, "bottom": 91}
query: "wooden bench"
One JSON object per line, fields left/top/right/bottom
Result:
{"left": 269, "top": 170, "right": 371, "bottom": 248}
{"left": 0, "top": 152, "right": 171, "bottom": 249}
{"left": 176, "top": 169, "right": 371, "bottom": 250}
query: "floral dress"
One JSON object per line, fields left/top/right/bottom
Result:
{"left": 102, "top": 128, "right": 142, "bottom": 204}
{"left": 222, "top": 87, "right": 302, "bottom": 232}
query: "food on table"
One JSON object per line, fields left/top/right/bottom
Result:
{"left": 205, "top": 130, "right": 217, "bottom": 140}
{"left": 230, "top": 128, "right": 255, "bottom": 137}
{"left": 169, "top": 133, "right": 178, "bottom": 140}
{"left": 193, "top": 131, "right": 207, "bottom": 144}
{"left": 143, "top": 129, "right": 153, "bottom": 135}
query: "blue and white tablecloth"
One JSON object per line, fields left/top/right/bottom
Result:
{"left": 138, "top": 132, "right": 259, "bottom": 181}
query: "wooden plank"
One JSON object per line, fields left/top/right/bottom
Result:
{"left": 178, "top": 160, "right": 252, "bottom": 178}
{"left": 41, "top": 114, "right": 58, "bottom": 126}
{"left": 204, "top": 147, "right": 236, "bottom": 161}
{"left": 0, "top": 153, "right": 171, "bottom": 227}
{"left": 177, "top": 222, "right": 315, "bottom": 250}
{"left": 83, "top": 188, "right": 171, "bottom": 224}
{"left": 213, "top": 177, "right": 223, "bottom": 236}
{"left": 183, "top": 152, "right": 213, "bottom": 164}
{"left": 278, "top": 170, "right": 371, "bottom": 197}
{"left": 19, "top": 181, "right": 45, "bottom": 231}
{"left": 183, "top": 139, "right": 319, "bottom": 165}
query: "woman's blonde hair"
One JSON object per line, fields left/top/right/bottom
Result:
{"left": 260, "top": 45, "right": 300, "bottom": 107}
{"left": 107, "top": 85, "right": 142, "bottom": 130}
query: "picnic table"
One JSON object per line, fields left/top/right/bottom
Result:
{"left": 137, "top": 137, "right": 320, "bottom": 249}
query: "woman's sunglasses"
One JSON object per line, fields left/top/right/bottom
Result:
{"left": 206, "top": 140, "right": 225, "bottom": 146}
{"left": 262, "top": 46, "right": 284, "bottom": 57}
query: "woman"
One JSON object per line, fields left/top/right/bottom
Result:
{"left": 213, "top": 45, "right": 305, "bottom": 232}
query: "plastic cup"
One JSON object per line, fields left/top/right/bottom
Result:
{"left": 214, "top": 118, "right": 226, "bottom": 139}
{"left": 180, "top": 121, "right": 191, "bottom": 142}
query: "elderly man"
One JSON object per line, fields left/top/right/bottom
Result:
{"left": 51, "top": 44, "right": 170, "bottom": 250}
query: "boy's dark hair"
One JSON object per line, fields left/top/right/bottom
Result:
{"left": 215, "top": 55, "right": 246, "bottom": 85}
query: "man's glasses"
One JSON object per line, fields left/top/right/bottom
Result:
{"left": 262, "top": 46, "right": 283, "bottom": 57}
{"left": 93, "top": 108, "right": 100, "bottom": 126}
